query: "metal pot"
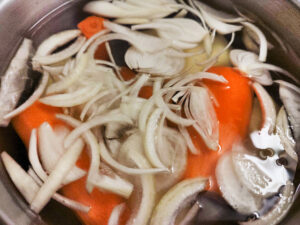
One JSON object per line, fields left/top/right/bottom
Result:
{"left": 0, "top": 0, "right": 299, "bottom": 224}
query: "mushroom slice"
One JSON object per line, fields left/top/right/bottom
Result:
{"left": 216, "top": 152, "right": 262, "bottom": 214}
{"left": 150, "top": 177, "right": 207, "bottom": 225}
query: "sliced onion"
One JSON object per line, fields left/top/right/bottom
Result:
{"left": 194, "top": 1, "right": 245, "bottom": 23}
{"left": 241, "top": 22, "right": 268, "bottom": 62}
{"left": 138, "top": 98, "right": 155, "bottom": 132}
{"left": 91, "top": 173, "right": 133, "bottom": 199}
{"left": 155, "top": 128, "right": 187, "bottom": 193}
{"left": 28, "top": 129, "right": 48, "bottom": 181}
{"left": 84, "top": 1, "right": 176, "bottom": 19}
{"left": 132, "top": 18, "right": 208, "bottom": 49}
{"left": 216, "top": 152, "right": 262, "bottom": 214}
{"left": 40, "top": 84, "right": 102, "bottom": 107}
{"left": 56, "top": 114, "right": 164, "bottom": 175}
{"left": 144, "top": 108, "right": 167, "bottom": 168}
{"left": 108, "top": 203, "right": 126, "bottom": 225}
{"left": 0, "top": 38, "right": 33, "bottom": 126}
{"left": 30, "top": 138, "right": 84, "bottom": 213}
{"left": 277, "top": 80, "right": 300, "bottom": 141}
{"left": 46, "top": 54, "right": 88, "bottom": 95}
{"left": 240, "top": 181, "right": 294, "bottom": 225}
{"left": 28, "top": 168, "right": 90, "bottom": 213}
{"left": 103, "top": 21, "right": 170, "bottom": 52}
{"left": 63, "top": 112, "right": 132, "bottom": 149}
{"left": 100, "top": 140, "right": 166, "bottom": 175}
{"left": 120, "top": 96, "right": 145, "bottom": 120}
{"left": 230, "top": 49, "right": 272, "bottom": 86}
{"left": 114, "top": 17, "right": 150, "bottom": 24}
{"left": 187, "top": 87, "right": 219, "bottom": 150}
{"left": 200, "top": 10, "right": 242, "bottom": 34}
{"left": 35, "top": 30, "right": 81, "bottom": 57}
{"left": 276, "top": 107, "right": 297, "bottom": 161}
{"left": 129, "top": 74, "right": 150, "bottom": 97}
{"left": 33, "top": 35, "right": 86, "bottom": 66}
{"left": 150, "top": 177, "right": 207, "bottom": 225}
{"left": 125, "top": 47, "right": 185, "bottom": 77}
{"left": 4, "top": 71, "right": 49, "bottom": 120}
{"left": 1, "top": 151, "right": 39, "bottom": 203}
{"left": 76, "top": 29, "right": 110, "bottom": 61}
{"left": 252, "top": 82, "right": 276, "bottom": 134}
{"left": 55, "top": 114, "right": 102, "bottom": 193}
{"left": 117, "top": 132, "right": 156, "bottom": 225}
{"left": 38, "top": 123, "right": 86, "bottom": 185}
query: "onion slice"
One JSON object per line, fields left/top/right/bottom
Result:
{"left": 30, "top": 138, "right": 84, "bottom": 213}
{"left": 144, "top": 108, "right": 167, "bottom": 168}
{"left": 38, "top": 123, "right": 86, "bottom": 185}
{"left": 40, "top": 84, "right": 102, "bottom": 107}
{"left": 216, "top": 152, "right": 262, "bottom": 214}
{"left": 108, "top": 203, "right": 126, "bottom": 225}
{"left": 252, "top": 82, "right": 276, "bottom": 134}
{"left": 241, "top": 22, "right": 267, "bottom": 62}
{"left": 33, "top": 35, "right": 86, "bottom": 66}
{"left": 63, "top": 112, "right": 132, "bottom": 149}
{"left": 46, "top": 54, "right": 89, "bottom": 95}
{"left": 150, "top": 177, "right": 207, "bottom": 225}
{"left": 1, "top": 151, "right": 39, "bottom": 203}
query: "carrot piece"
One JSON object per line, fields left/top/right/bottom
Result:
{"left": 138, "top": 86, "right": 153, "bottom": 99}
{"left": 12, "top": 101, "right": 128, "bottom": 225}
{"left": 77, "top": 16, "right": 105, "bottom": 39}
{"left": 12, "top": 101, "right": 64, "bottom": 148}
{"left": 184, "top": 67, "right": 253, "bottom": 192}
{"left": 120, "top": 67, "right": 136, "bottom": 81}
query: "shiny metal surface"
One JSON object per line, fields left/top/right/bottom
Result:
{"left": 0, "top": 0, "right": 299, "bottom": 224}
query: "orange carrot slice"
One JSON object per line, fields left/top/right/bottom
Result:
{"left": 184, "top": 67, "right": 253, "bottom": 191}
{"left": 77, "top": 16, "right": 105, "bottom": 39}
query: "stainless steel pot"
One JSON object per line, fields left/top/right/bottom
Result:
{"left": 0, "top": 0, "right": 299, "bottom": 224}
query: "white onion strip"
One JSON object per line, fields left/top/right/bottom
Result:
{"left": 56, "top": 114, "right": 164, "bottom": 176}
{"left": 38, "top": 123, "right": 86, "bottom": 185}
{"left": 150, "top": 177, "right": 207, "bottom": 225}
{"left": 46, "top": 54, "right": 88, "bottom": 95}
{"left": 1, "top": 151, "right": 39, "bottom": 203}
{"left": 100, "top": 141, "right": 167, "bottom": 174}
{"left": 129, "top": 74, "right": 150, "bottom": 97}
{"left": 63, "top": 112, "right": 132, "bottom": 149}
{"left": 108, "top": 203, "right": 126, "bottom": 225}
{"left": 30, "top": 138, "right": 84, "bottom": 213}
{"left": 242, "top": 22, "right": 268, "bottom": 62}
{"left": 28, "top": 129, "right": 48, "bottom": 181}
{"left": 33, "top": 36, "right": 86, "bottom": 66}
{"left": 35, "top": 30, "right": 81, "bottom": 57}
{"left": 55, "top": 114, "right": 102, "bottom": 193}
{"left": 40, "top": 84, "right": 102, "bottom": 107}
{"left": 76, "top": 29, "right": 110, "bottom": 61}
{"left": 4, "top": 71, "right": 49, "bottom": 120}
{"left": 144, "top": 108, "right": 167, "bottom": 168}
{"left": 28, "top": 168, "right": 90, "bottom": 213}
{"left": 252, "top": 82, "right": 276, "bottom": 134}
{"left": 91, "top": 173, "right": 133, "bottom": 199}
